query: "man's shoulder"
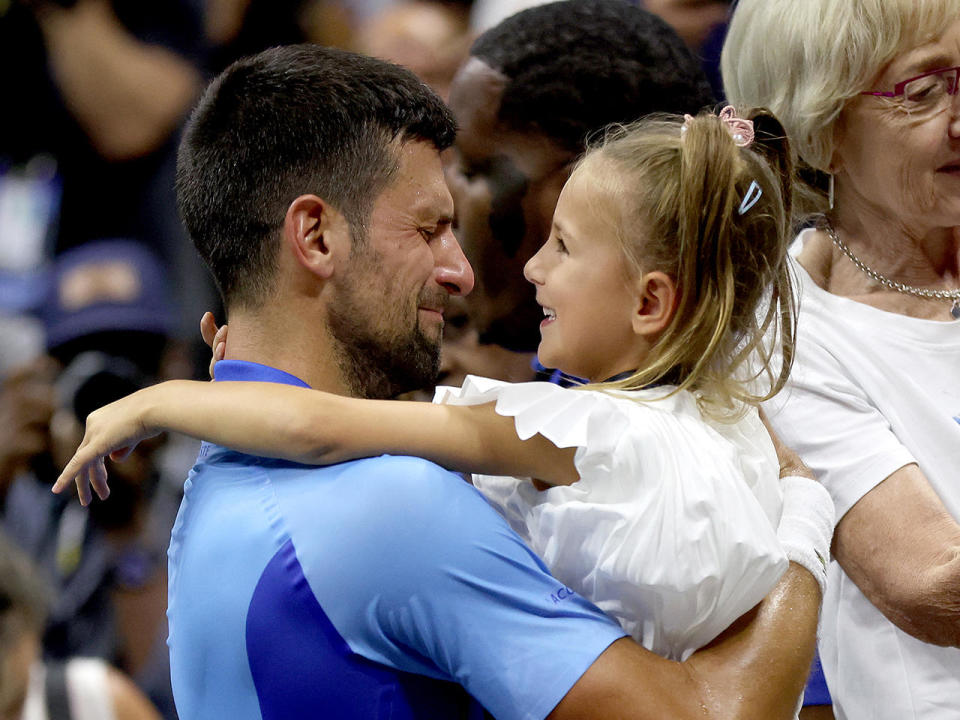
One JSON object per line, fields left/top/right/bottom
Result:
{"left": 341, "top": 454, "right": 466, "bottom": 488}
{"left": 221, "top": 453, "right": 494, "bottom": 549}
{"left": 329, "top": 455, "right": 493, "bottom": 529}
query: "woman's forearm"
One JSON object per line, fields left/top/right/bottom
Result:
{"left": 834, "top": 463, "right": 960, "bottom": 646}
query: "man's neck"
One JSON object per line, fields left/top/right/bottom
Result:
{"left": 220, "top": 311, "right": 352, "bottom": 395}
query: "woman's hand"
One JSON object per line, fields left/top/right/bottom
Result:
{"left": 200, "top": 311, "right": 228, "bottom": 379}
{"left": 51, "top": 388, "right": 162, "bottom": 505}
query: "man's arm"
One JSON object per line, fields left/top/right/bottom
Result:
{"left": 552, "top": 563, "right": 819, "bottom": 720}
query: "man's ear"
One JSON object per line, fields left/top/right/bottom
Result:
{"left": 283, "top": 194, "right": 352, "bottom": 279}
{"left": 632, "top": 271, "right": 677, "bottom": 337}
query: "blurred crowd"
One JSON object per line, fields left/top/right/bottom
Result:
{"left": 0, "top": 1, "right": 732, "bottom": 718}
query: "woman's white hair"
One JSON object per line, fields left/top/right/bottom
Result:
{"left": 721, "top": 0, "right": 960, "bottom": 171}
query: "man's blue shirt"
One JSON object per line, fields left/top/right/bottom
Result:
{"left": 167, "top": 360, "right": 626, "bottom": 719}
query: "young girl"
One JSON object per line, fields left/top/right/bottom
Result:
{"left": 55, "top": 108, "right": 829, "bottom": 662}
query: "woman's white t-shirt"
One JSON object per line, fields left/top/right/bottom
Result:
{"left": 764, "top": 230, "right": 960, "bottom": 719}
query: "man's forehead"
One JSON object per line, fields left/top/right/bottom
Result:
{"left": 382, "top": 139, "right": 454, "bottom": 217}
{"left": 407, "top": 184, "right": 455, "bottom": 221}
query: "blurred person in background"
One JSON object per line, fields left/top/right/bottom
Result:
{"left": 0, "top": 532, "right": 161, "bottom": 720}
{"left": 0, "top": 0, "right": 210, "bottom": 356}
{"left": 202, "top": 0, "right": 354, "bottom": 72}
{"left": 468, "top": 0, "right": 730, "bottom": 99}
{"left": 352, "top": 0, "right": 471, "bottom": 102}
{"left": 642, "top": 0, "right": 733, "bottom": 98}
{"left": 723, "top": 0, "right": 960, "bottom": 717}
{"left": 0, "top": 241, "right": 186, "bottom": 719}
{"left": 201, "top": 0, "right": 470, "bottom": 101}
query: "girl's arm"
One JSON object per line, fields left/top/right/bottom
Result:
{"left": 53, "top": 380, "right": 578, "bottom": 504}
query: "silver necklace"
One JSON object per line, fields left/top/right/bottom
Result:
{"left": 823, "top": 220, "right": 960, "bottom": 319}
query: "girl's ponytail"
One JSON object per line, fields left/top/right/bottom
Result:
{"left": 584, "top": 108, "right": 797, "bottom": 416}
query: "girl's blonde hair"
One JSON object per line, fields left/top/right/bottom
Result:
{"left": 583, "top": 110, "right": 796, "bottom": 416}
{"left": 721, "top": 0, "right": 960, "bottom": 173}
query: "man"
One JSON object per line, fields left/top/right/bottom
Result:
{"left": 165, "top": 44, "right": 820, "bottom": 719}
{"left": 443, "top": 0, "right": 715, "bottom": 379}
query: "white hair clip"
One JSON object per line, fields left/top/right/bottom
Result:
{"left": 738, "top": 180, "right": 763, "bottom": 215}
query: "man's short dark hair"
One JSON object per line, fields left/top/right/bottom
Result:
{"left": 176, "top": 44, "right": 457, "bottom": 309}
{"left": 471, "top": 0, "right": 715, "bottom": 153}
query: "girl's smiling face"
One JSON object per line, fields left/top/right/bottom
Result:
{"left": 523, "top": 164, "right": 648, "bottom": 382}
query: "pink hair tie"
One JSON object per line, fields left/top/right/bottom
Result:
{"left": 718, "top": 105, "right": 754, "bottom": 147}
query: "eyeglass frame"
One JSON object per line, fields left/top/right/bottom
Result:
{"left": 860, "top": 65, "right": 960, "bottom": 99}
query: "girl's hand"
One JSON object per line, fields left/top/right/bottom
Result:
{"left": 200, "top": 311, "right": 228, "bottom": 380}
{"left": 51, "top": 389, "right": 161, "bottom": 506}
{"left": 758, "top": 408, "right": 813, "bottom": 480}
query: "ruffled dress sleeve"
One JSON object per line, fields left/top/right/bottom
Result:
{"left": 434, "top": 376, "right": 788, "bottom": 661}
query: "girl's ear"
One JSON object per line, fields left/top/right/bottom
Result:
{"left": 632, "top": 271, "right": 678, "bottom": 337}
{"left": 283, "top": 194, "right": 352, "bottom": 279}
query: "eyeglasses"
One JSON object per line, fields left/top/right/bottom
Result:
{"left": 861, "top": 66, "right": 960, "bottom": 114}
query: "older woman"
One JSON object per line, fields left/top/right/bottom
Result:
{"left": 721, "top": 1, "right": 960, "bottom": 718}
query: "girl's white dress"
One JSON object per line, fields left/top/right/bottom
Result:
{"left": 435, "top": 376, "right": 788, "bottom": 661}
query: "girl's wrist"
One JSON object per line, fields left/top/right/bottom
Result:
{"left": 138, "top": 380, "right": 184, "bottom": 433}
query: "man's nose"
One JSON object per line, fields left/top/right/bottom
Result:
{"left": 434, "top": 228, "right": 475, "bottom": 296}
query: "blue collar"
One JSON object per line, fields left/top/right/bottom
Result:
{"left": 213, "top": 360, "right": 311, "bottom": 388}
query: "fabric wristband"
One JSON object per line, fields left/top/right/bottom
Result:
{"left": 777, "top": 475, "right": 835, "bottom": 597}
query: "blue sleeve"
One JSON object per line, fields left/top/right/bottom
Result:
{"left": 278, "top": 456, "right": 627, "bottom": 720}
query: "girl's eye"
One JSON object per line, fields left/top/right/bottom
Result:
{"left": 556, "top": 237, "right": 568, "bottom": 254}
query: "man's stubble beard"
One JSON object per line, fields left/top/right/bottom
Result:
{"left": 326, "top": 249, "right": 443, "bottom": 400}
